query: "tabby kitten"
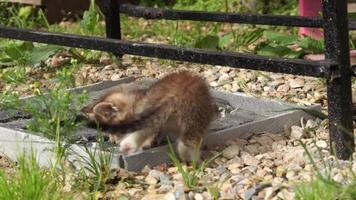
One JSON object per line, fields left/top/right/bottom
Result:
{"left": 81, "top": 70, "right": 216, "bottom": 163}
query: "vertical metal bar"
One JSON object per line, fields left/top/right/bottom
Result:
{"left": 104, "top": 0, "right": 123, "bottom": 57}
{"left": 322, "top": 0, "right": 354, "bottom": 159}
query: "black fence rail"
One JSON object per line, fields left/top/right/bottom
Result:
{"left": 0, "top": 0, "right": 354, "bottom": 159}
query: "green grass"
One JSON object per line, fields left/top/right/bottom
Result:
{"left": 294, "top": 140, "right": 356, "bottom": 200}
{"left": 295, "top": 177, "right": 356, "bottom": 200}
{"left": 167, "top": 138, "right": 223, "bottom": 190}
{"left": 74, "top": 134, "right": 114, "bottom": 193}
{"left": 0, "top": 152, "right": 66, "bottom": 200}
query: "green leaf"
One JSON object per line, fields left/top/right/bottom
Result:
{"left": 298, "top": 37, "right": 324, "bottom": 54}
{"left": 236, "top": 28, "right": 264, "bottom": 46}
{"left": 118, "top": 196, "right": 129, "bottom": 200}
{"left": 18, "top": 6, "right": 33, "bottom": 19}
{"left": 256, "top": 45, "right": 292, "bottom": 57}
{"left": 195, "top": 35, "right": 220, "bottom": 50}
{"left": 80, "top": 0, "right": 100, "bottom": 34}
{"left": 4, "top": 46, "right": 23, "bottom": 60}
{"left": 27, "top": 45, "right": 64, "bottom": 65}
{"left": 264, "top": 31, "right": 299, "bottom": 45}
{"left": 218, "top": 33, "right": 233, "bottom": 49}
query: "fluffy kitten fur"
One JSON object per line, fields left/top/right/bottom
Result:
{"left": 81, "top": 70, "right": 216, "bottom": 163}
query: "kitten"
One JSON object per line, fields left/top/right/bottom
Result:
{"left": 81, "top": 70, "right": 216, "bottom": 163}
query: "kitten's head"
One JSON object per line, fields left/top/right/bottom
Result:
{"left": 81, "top": 92, "right": 134, "bottom": 125}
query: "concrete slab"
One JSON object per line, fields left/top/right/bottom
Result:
{"left": 0, "top": 77, "right": 321, "bottom": 171}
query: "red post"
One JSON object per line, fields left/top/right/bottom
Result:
{"left": 299, "top": 0, "right": 323, "bottom": 39}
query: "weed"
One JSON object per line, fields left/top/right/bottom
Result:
{"left": 255, "top": 31, "right": 324, "bottom": 58}
{"left": 0, "top": 2, "right": 48, "bottom": 28}
{"left": 234, "top": 28, "right": 264, "bottom": 52}
{"left": 167, "top": 138, "right": 223, "bottom": 190}
{"left": 0, "top": 40, "right": 33, "bottom": 66}
{"left": 74, "top": 132, "right": 114, "bottom": 194}
{"left": 24, "top": 87, "right": 88, "bottom": 140}
{"left": 0, "top": 39, "right": 64, "bottom": 67}
{"left": 0, "top": 152, "right": 65, "bottom": 200}
{"left": 0, "top": 91, "right": 20, "bottom": 110}
{"left": 1, "top": 66, "right": 27, "bottom": 85}
{"left": 0, "top": 62, "right": 88, "bottom": 140}
{"left": 80, "top": 0, "right": 104, "bottom": 36}
{"left": 206, "top": 173, "right": 231, "bottom": 200}
{"left": 294, "top": 140, "right": 356, "bottom": 200}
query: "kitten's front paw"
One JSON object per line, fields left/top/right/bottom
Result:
{"left": 119, "top": 134, "right": 139, "bottom": 154}
{"left": 119, "top": 142, "right": 136, "bottom": 154}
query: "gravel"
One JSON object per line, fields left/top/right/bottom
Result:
{"left": 1, "top": 54, "right": 355, "bottom": 199}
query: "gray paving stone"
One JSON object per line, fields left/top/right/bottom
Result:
{"left": 0, "top": 77, "right": 320, "bottom": 171}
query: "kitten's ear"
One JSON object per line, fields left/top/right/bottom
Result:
{"left": 92, "top": 102, "right": 119, "bottom": 119}
{"left": 81, "top": 105, "right": 93, "bottom": 114}
{"left": 80, "top": 105, "right": 97, "bottom": 121}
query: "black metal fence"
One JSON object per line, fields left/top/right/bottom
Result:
{"left": 0, "top": 0, "right": 354, "bottom": 159}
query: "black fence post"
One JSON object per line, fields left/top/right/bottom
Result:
{"left": 322, "top": 0, "right": 354, "bottom": 159}
{"left": 104, "top": 0, "right": 123, "bottom": 57}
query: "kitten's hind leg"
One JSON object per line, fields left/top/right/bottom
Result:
{"left": 175, "top": 138, "right": 202, "bottom": 165}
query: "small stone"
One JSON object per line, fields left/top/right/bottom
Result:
{"left": 242, "top": 153, "right": 260, "bottom": 166}
{"left": 228, "top": 162, "right": 243, "bottom": 173}
{"left": 283, "top": 147, "right": 305, "bottom": 166}
{"left": 244, "top": 144, "right": 261, "bottom": 155}
{"left": 269, "top": 80, "right": 284, "bottom": 88}
{"left": 111, "top": 73, "right": 122, "bottom": 81}
{"left": 219, "top": 66, "right": 231, "bottom": 73}
{"left": 289, "top": 78, "right": 305, "bottom": 89}
{"left": 241, "top": 165, "right": 258, "bottom": 173}
{"left": 255, "top": 135, "right": 274, "bottom": 146}
{"left": 175, "top": 185, "right": 186, "bottom": 200}
{"left": 159, "top": 174, "right": 172, "bottom": 186}
{"left": 316, "top": 140, "right": 327, "bottom": 148}
{"left": 263, "top": 86, "right": 273, "bottom": 93}
{"left": 127, "top": 67, "right": 140, "bottom": 74}
{"left": 104, "top": 65, "right": 114, "bottom": 70}
{"left": 143, "top": 194, "right": 167, "bottom": 200}
{"left": 43, "top": 73, "right": 52, "bottom": 80}
{"left": 235, "top": 138, "right": 248, "bottom": 146}
{"left": 256, "top": 168, "right": 268, "bottom": 177}
{"left": 217, "top": 73, "right": 230, "bottom": 83}
{"left": 305, "top": 119, "right": 318, "bottom": 129}
{"left": 194, "top": 193, "right": 204, "bottom": 200}
{"left": 158, "top": 185, "right": 173, "bottom": 193}
{"left": 223, "top": 84, "right": 232, "bottom": 91}
{"left": 141, "top": 165, "right": 152, "bottom": 174}
{"left": 188, "top": 191, "right": 195, "bottom": 200}
{"left": 204, "top": 70, "right": 218, "bottom": 82}
{"left": 290, "top": 126, "right": 305, "bottom": 139}
{"left": 202, "top": 191, "right": 213, "bottom": 200}
{"left": 272, "top": 140, "right": 286, "bottom": 151}
{"left": 272, "top": 177, "right": 285, "bottom": 185}
{"left": 277, "top": 189, "right": 295, "bottom": 200}
{"left": 303, "top": 82, "right": 316, "bottom": 92}
{"left": 145, "top": 175, "right": 158, "bottom": 185}
{"left": 100, "top": 56, "right": 112, "bottom": 65}
{"left": 277, "top": 84, "right": 290, "bottom": 93}
{"left": 223, "top": 144, "right": 240, "bottom": 159}
{"left": 164, "top": 192, "right": 176, "bottom": 200}
{"left": 276, "top": 166, "right": 287, "bottom": 177}
{"left": 244, "top": 72, "right": 257, "bottom": 82}
{"left": 148, "top": 169, "right": 161, "bottom": 178}
{"left": 210, "top": 81, "right": 218, "bottom": 87}
{"left": 286, "top": 170, "right": 297, "bottom": 180}
{"left": 216, "top": 165, "right": 227, "bottom": 174}
{"left": 168, "top": 167, "right": 178, "bottom": 174}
